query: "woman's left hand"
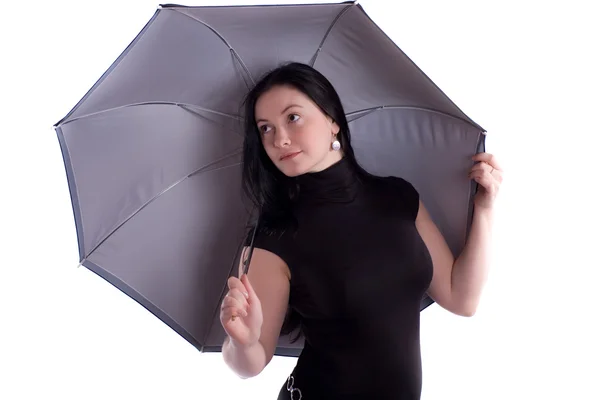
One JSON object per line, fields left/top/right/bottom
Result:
{"left": 469, "top": 152, "right": 503, "bottom": 209}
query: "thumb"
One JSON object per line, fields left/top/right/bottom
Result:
{"left": 240, "top": 274, "right": 257, "bottom": 301}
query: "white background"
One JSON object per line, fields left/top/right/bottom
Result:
{"left": 1, "top": 0, "right": 599, "bottom": 398}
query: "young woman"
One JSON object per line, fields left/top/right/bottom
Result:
{"left": 220, "top": 62, "right": 502, "bottom": 399}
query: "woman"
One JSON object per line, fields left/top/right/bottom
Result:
{"left": 220, "top": 62, "right": 502, "bottom": 399}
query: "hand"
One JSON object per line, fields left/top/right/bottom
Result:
{"left": 220, "top": 274, "right": 263, "bottom": 348}
{"left": 469, "top": 152, "right": 503, "bottom": 209}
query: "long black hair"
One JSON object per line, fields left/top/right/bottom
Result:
{"left": 240, "top": 62, "right": 371, "bottom": 340}
{"left": 241, "top": 62, "right": 369, "bottom": 224}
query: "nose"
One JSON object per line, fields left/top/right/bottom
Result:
{"left": 273, "top": 127, "right": 291, "bottom": 149}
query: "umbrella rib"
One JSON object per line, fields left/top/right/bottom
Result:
{"left": 80, "top": 150, "right": 242, "bottom": 264}
{"left": 56, "top": 101, "right": 241, "bottom": 127}
{"left": 346, "top": 105, "right": 484, "bottom": 129}
{"left": 309, "top": 2, "right": 356, "bottom": 67}
{"left": 177, "top": 104, "right": 244, "bottom": 134}
{"left": 164, "top": 8, "right": 255, "bottom": 88}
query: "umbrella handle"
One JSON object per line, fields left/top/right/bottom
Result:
{"left": 242, "top": 215, "right": 260, "bottom": 276}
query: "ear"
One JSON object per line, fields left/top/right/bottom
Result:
{"left": 328, "top": 116, "right": 340, "bottom": 135}
{"left": 333, "top": 122, "right": 340, "bottom": 135}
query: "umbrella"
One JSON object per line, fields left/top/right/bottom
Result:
{"left": 54, "top": 1, "right": 485, "bottom": 358}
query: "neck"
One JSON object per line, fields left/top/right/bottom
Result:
{"left": 308, "top": 151, "right": 344, "bottom": 173}
{"left": 295, "top": 156, "right": 359, "bottom": 204}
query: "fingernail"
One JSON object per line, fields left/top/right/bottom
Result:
{"left": 243, "top": 291, "right": 249, "bottom": 299}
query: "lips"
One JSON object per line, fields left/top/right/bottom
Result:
{"left": 280, "top": 151, "right": 301, "bottom": 161}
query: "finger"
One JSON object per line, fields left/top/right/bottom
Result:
{"left": 222, "top": 294, "right": 249, "bottom": 317}
{"left": 470, "top": 162, "right": 491, "bottom": 175}
{"left": 228, "top": 306, "right": 248, "bottom": 318}
{"left": 469, "top": 164, "right": 496, "bottom": 179}
{"left": 470, "top": 171, "right": 494, "bottom": 190}
{"left": 222, "top": 305, "right": 247, "bottom": 320}
{"left": 472, "top": 152, "right": 502, "bottom": 171}
{"left": 468, "top": 169, "right": 485, "bottom": 180}
{"left": 221, "top": 296, "right": 248, "bottom": 315}
{"left": 221, "top": 295, "right": 247, "bottom": 311}
{"left": 227, "top": 288, "right": 249, "bottom": 308}
{"left": 473, "top": 174, "right": 496, "bottom": 192}
{"left": 228, "top": 276, "right": 249, "bottom": 299}
{"left": 487, "top": 167, "right": 502, "bottom": 183}
{"left": 240, "top": 274, "right": 258, "bottom": 302}
{"left": 477, "top": 165, "right": 502, "bottom": 184}
{"left": 494, "top": 171, "right": 504, "bottom": 183}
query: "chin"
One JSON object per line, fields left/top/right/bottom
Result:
{"left": 277, "top": 161, "right": 310, "bottom": 177}
{"left": 279, "top": 166, "right": 305, "bottom": 177}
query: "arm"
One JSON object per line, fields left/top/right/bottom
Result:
{"left": 416, "top": 152, "right": 500, "bottom": 317}
{"left": 416, "top": 201, "right": 493, "bottom": 317}
{"left": 222, "top": 247, "right": 291, "bottom": 378}
{"left": 222, "top": 333, "right": 268, "bottom": 379}
{"left": 449, "top": 205, "right": 493, "bottom": 316}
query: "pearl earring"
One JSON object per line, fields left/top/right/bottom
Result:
{"left": 331, "top": 139, "right": 341, "bottom": 151}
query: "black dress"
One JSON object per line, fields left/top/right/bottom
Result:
{"left": 249, "top": 157, "right": 434, "bottom": 400}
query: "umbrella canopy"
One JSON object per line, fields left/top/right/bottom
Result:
{"left": 54, "top": 1, "right": 485, "bottom": 357}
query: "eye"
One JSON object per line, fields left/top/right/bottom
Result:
{"left": 258, "top": 124, "right": 272, "bottom": 134}
{"left": 288, "top": 114, "right": 300, "bottom": 123}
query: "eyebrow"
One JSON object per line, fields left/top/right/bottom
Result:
{"left": 256, "top": 104, "right": 303, "bottom": 123}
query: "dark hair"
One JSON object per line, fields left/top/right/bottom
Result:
{"left": 240, "top": 62, "right": 371, "bottom": 340}
{"left": 241, "top": 62, "right": 369, "bottom": 220}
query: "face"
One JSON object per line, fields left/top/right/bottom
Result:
{"left": 255, "top": 85, "right": 341, "bottom": 177}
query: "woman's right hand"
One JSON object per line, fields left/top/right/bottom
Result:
{"left": 220, "top": 274, "right": 263, "bottom": 348}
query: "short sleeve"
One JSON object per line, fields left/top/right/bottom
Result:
{"left": 387, "top": 176, "right": 420, "bottom": 221}
{"left": 242, "top": 220, "right": 291, "bottom": 267}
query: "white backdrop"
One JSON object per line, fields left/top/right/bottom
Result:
{"left": 1, "top": 0, "right": 599, "bottom": 399}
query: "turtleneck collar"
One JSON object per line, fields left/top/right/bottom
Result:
{"left": 295, "top": 156, "right": 359, "bottom": 204}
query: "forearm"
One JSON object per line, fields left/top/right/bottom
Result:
{"left": 451, "top": 205, "right": 494, "bottom": 315}
{"left": 222, "top": 336, "right": 268, "bottom": 379}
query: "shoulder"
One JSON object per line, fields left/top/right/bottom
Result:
{"left": 244, "top": 215, "right": 295, "bottom": 266}
{"left": 366, "top": 174, "right": 418, "bottom": 197}
{"left": 368, "top": 175, "right": 420, "bottom": 220}
{"left": 383, "top": 175, "right": 418, "bottom": 192}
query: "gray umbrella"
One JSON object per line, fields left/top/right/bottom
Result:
{"left": 54, "top": 1, "right": 485, "bottom": 357}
